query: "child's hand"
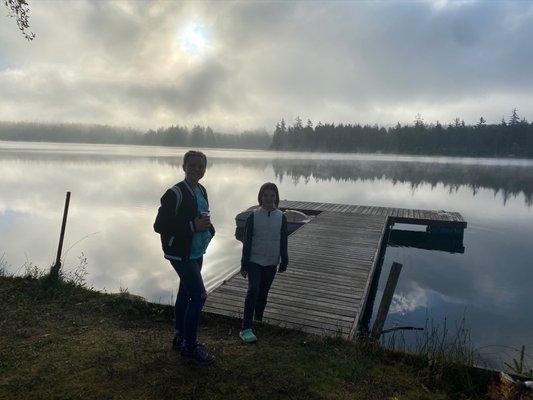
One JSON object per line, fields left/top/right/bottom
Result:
{"left": 194, "top": 216, "right": 211, "bottom": 231}
{"left": 278, "top": 265, "right": 287, "bottom": 273}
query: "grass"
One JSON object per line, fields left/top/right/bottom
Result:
{"left": 504, "top": 346, "right": 533, "bottom": 378}
{"left": 0, "top": 274, "right": 492, "bottom": 400}
{"left": 381, "top": 315, "right": 480, "bottom": 394}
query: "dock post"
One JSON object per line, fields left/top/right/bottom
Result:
{"left": 49, "top": 191, "right": 71, "bottom": 282}
{"left": 371, "top": 262, "right": 403, "bottom": 339}
{"left": 357, "top": 225, "right": 392, "bottom": 335}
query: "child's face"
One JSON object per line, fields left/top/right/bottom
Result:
{"left": 183, "top": 156, "right": 206, "bottom": 182}
{"left": 261, "top": 189, "right": 277, "bottom": 209}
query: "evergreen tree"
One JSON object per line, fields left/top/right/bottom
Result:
{"left": 271, "top": 121, "right": 283, "bottom": 150}
{"left": 414, "top": 113, "right": 424, "bottom": 129}
{"left": 509, "top": 108, "right": 520, "bottom": 126}
{"left": 294, "top": 116, "right": 303, "bottom": 130}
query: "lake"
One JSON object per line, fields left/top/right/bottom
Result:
{"left": 1, "top": 140, "right": 532, "bottom": 370}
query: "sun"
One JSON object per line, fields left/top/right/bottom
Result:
{"left": 180, "top": 22, "right": 209, "bottom": 55}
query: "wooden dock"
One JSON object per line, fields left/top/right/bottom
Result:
{"left": 204, "top": 201, "right": 466, "bottom": 339}
{"left": 277, "top": 200, "right": 466, "bottom": 230}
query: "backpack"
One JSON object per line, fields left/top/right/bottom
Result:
{"left": 153, "top": 185, "right": 182, "bottom": 234}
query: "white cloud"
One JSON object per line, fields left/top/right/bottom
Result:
{"left": 1, "top": 0, "right": 532, "bottom": 131}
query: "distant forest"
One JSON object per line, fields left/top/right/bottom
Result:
{"left": 0, "top": 122, "right": 271, "bottom": 149}
{"left": 1, "top": 109, "right": 533, "bottom": 157}
{"left": 272, "top": 109, "right": 533, "bottom": 157}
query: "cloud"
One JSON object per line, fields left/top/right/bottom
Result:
{"left": 390, "top": 283, "right": 429, "bottom": 315}
{"left": 1, "top": 0, "right": 532, "bottom": 131}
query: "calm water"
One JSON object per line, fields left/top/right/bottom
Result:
{"left": 1, "top": 141, "right": 532, "bottom": 369}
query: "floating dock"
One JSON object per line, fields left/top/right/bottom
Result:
{"left": 204, "top": 200, "right": 466, "bottom": 339}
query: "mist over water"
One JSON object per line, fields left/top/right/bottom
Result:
{"left": 1, "top": 141, "right": 532, "bottom": 369}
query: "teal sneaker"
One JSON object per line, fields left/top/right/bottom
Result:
{"left": 239, "top": 329, "right": 257, "bottom": 343}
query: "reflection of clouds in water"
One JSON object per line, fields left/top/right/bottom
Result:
{"left": 379, "top": 223, "right": 533, "bottom": 369}
{"left": 0, "top": 161, "right": 164, "bottom": 216}
{"left": 0, "top": 154, "right": 276, "bottom": 301}
{"left": 383, "top": 221, "right": 533, "bottom": 321}
{"left": 390, "top": 284, "right": 428, "bottom": 315}
{"left": 1, "top": 146, "right": 532, "bottom": 300}
{"left": 388, "top": 282, "right": 469, "bottom": 316}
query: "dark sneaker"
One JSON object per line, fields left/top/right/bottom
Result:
{"left": 181, "top": 344, "right": 216, "bottom": 365}
{"left": 172, "top": 335, "right": 184, "bottom": 351}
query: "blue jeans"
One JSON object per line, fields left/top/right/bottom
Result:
{"left": 170, "top": 257, "right": 206, "bottom": 349}
{"left": 242, "top": 262, "right": 277, "bottom": 330}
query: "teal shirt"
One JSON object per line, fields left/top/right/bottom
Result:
{"left": 189, "top": 186, "right": 212, "bottom": 259}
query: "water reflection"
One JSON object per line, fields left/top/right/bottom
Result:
{"left": 1, "top": 141, "right": 532, "bottom": 370}
{"left": 388, "top": 229, "right": 465, "bottom": 254}
{"left": 3, "top": 143, "right": 532, "bottom": 207}
{"left": 271, "top": 159, "right": 533, "bottom": 207}
{"left": 378, "top": 220, "right": 533, "bottom": 368}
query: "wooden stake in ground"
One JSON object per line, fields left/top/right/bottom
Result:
{"left": 49, "top": 191, "right": 71, "bottom": 282}
{"left": 371, "top": 262, "right": 403, "bottom": 339}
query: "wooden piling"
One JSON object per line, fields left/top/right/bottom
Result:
{"left": 371, "top": 262, "right": 403, "bottom": 339}
{"left": 49, "top": 191, "right": 71, "bottom": 282}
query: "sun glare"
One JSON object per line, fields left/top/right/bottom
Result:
{"left": 180, "top": 22, "right": 209, "bottom": 55}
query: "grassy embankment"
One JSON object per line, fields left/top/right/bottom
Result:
{"left": 0, "top": 274, "right": 490, "bottom": 400}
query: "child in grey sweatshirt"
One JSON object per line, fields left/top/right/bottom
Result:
{"left": 239, "top": 182, "right": 289, "bottom": 343}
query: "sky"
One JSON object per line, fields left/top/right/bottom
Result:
{"left": 1, "top": 0, "right": 532, "bottom": 133}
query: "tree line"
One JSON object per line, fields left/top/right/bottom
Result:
{"left": 271, "top": 109, "right": 533, "bottom": 157}
{"left": 2, "top": 109, "right": 533, "bottom": 157}
{"left": 143, "top": 125, "right": 271, "bottom": 149}
{"left": 0, "top": 122, "right": 271, "bottom": 150}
